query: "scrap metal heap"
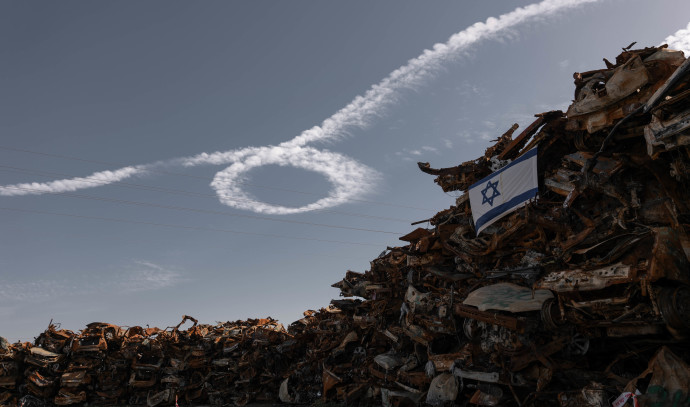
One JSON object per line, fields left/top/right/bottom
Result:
{"left": 3, "top": 44, "right": 690, "bottom": 406}
{"left": 1, "top": 317, "right": 294, "bottom": 407}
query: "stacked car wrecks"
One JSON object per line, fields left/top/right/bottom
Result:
{"left": 1, "top": 317, "right": 293, "bottom": 407}
{"left": 2, "top": 44, "right": 690, "bottom": 406}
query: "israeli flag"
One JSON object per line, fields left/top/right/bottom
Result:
{"left": 469, "top": 147, "right": 538, "bottom": 235}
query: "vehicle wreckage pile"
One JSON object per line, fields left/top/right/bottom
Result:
{"left": 3, "top": 44, "right": 690, "bottom": 407}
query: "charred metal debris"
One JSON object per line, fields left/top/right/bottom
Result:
{"left": 3, "top": 45, "right": 690, "bottom": 407}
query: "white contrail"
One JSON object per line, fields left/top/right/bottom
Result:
{"left": 663, "top": 21, "right": 690, "bottom": 55}
{"left": 0, "top": 167, "right": 143, "bottom": 196}
{"left": 1, "top": 0, "right": 600, "bottom": 215}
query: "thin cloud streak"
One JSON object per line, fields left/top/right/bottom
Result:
{"left": 0, "top": 261, "right": 184, "bottom": 303}
{"left": 0, "top": 0, "right": 600, "bottom": 215}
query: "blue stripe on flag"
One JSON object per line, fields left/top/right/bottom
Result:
{"left": 469, "top": 147, "right": 538, "bottom": 190}
{"left": 474, "top": 187, "right": 538, "bottom": 232}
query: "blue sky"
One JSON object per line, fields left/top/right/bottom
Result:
{"left": 2, "top": 0, "right": 690, "bottom": 342}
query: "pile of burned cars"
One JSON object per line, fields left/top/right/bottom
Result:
{"left": 298, "top": 44, "right": 690, "bottom": 406}
{"left": 2, "top": 44, "right": 690, "bottom": 407}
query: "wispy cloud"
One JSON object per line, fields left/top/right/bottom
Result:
{"left": 483, "top": 120, "right": 497, "bottom": 129}
{"left": 0, "top": 280, "right": 68, "bottom": 302}
{"left": 456, "top": 81, "right": 488, "bottom": 99}
{"left": 394, "top": 151, "right": 417, "bottom": 162}
{"left": 395, "top": 145, "right": 441, "bottom": 161}
{"left": 458, "top": 130, "right": 477, "bottom": 144}
{"left": 0, "top": 0, "right": 601, "bottom": 215}
{"left": 662, "top": 21, "right": 690, "bottom": 55}
{"left": 478, "top": 131, "right": 494, "bottom": 141}
{"left": 0, "top": 261, "right": 184, "bottom": 303}
{"left": 114, "top": 261, "right": 185, "bottom": 292}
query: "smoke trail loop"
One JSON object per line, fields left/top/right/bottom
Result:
{"left": 0, "top": 0, "right": 602, "bottom": 215}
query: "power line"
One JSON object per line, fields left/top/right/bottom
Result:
{"left": 0, "top": 206, "right": 387, "bottom": 247}
{"left": 1, "top": 185, "right": 405, "bottom": 235}
{"left": 0, "top": 165, "right": 413, "bottom": 223}
{"left": 0, "top": 145, "right": 437, "bottom": 211}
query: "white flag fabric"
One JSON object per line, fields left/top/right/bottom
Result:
{"left": 469, "top": 147, "right": 538, "bottom": 235}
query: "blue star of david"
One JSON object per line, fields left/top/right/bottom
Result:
{"left": 481, "top": 180, "right": 500, "bottom": 206}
